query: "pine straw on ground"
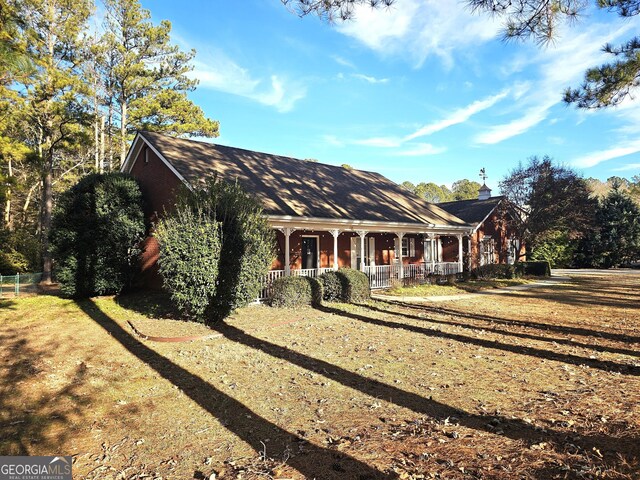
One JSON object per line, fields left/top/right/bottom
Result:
{"left": 0, "top": 270, "right": 638, "bottom": 479}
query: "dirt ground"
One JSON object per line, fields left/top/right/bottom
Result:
{"left": 0, "top": 270, "right": 638, "bottom": 479}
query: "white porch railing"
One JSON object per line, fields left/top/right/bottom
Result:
{"left": 258, "top": 269, "right": 285, "bottom": 300}
{"left": 258, "top": 262, "right": 463, "bottom": 300}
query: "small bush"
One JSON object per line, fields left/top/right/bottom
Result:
{"left": 337, "top": 268, "right": 370, "bottom": 303}
{"left": 155, "top": 206, "right": 222, "bottom": 321}
{"left": 471, "top": 264, "right": 518, "bottom": 280}
{"left": 49, "top": 173, "right": 146, "bottom": 297}
{"left": 270, "top": 276, "right": 323, "bottom": 308}
{"left": 319, "top": 270, "right": 343, "bottom": 302}
{"left": 515, "top": 261, "right": 551, "bottom": 277}
{"left": 0, "top": 249, "right": 30, "bottom": 275}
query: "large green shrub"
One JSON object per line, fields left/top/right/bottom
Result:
{"left": 198, "top": 180, "right": 275, "bottom": 319}
{"left": 157, "top": 177, "right": 275, "bottom": 323}
{"left": 270, "top": 276, "right": 323, "bottom": 308}
{"left": 49, "top": 173, "right": 146, "bottom": 297}
{"left": 337, "top": 268, "right": 370, "bottom": 302}
{"left": 155, "top": 207, "right": 221, "bottom": 321}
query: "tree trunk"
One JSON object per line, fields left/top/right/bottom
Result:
{"left": 94, "top": 92, "right": 99, "bottom": 172}
{"left": 108, "top": 102, "right": 113, "bottom": 169}
{"left": 40, "top": 149, "right": 53, "bottom": 284}
{"left": 100, "top": 115, "right": 105, "bottom": 174}
{"left": 22, "top": 181, "right": 39, "bottom": 223}
{"left": 3, "top": 156, "right": 12, "bottom": 229}
{"left": 119, "top": 100, "right": 127, "bottom": 169}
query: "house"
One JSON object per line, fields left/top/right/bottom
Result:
{"left": 121, "top": 132, "right": 477, "bottom": 292}
{"left": 437, "top": 185, "right": 523, "bottom": 270}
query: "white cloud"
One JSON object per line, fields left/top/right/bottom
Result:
{"left": 474, "top": 104, "right": 550, "bottom": 144}
{"left": 572, "top": 140, "right": 640, "bottom": 168}
{"left": 351, "top": 73, "right": 389, "bottom": 84}
{"left": 191, "top": 56, "right": 306, "bottom": 113}
{"left": 394, "top": 143, "right": 446, "bottom": 156}
{"left": 332, "top": 55, "right": 356, "bottom": 69}
{"left": 353, "top": 136, "right": 403, "bottom": 147}
{"left": 475, "top": 21, "right": 639, "bottom": 144}
{"left": 323, "top": 135, "right": 345, "bottom": 147}
{"left": 404, "top": 91, "right": 508, "bottom": 141}
{"left": 613, "top": 163, "right": 640, "bottom": 172}
{"left": 337, "top": 0, "right": 502, "bottom": 68}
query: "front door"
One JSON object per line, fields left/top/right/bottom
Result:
{"left": 301, "top": 237, "right": 318, "bottom": 269}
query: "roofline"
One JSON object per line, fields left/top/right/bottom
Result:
{"left": 267, "top": 215, "right": 472, "bottom": 234}
{"left": 121, "top": 132, "right": 192, "bottom": 190}
{"left": 124, "top": 131, "right": 473, "bottom": 232}
{"left": 471, "top": 198, "right": 504, "bottom": 234}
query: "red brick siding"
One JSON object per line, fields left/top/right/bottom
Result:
{"left": 130, "top": 146, "right": 183, "bottom": 288}
{"left": 272, "top": 231, "right": 426, "bottom": 270}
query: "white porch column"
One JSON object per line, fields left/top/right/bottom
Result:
{"left": 457, "top": 234, "right": 464, "bottom": 273}
{"left": 432, "top": 235, "right": 438, "bottom": 272}
{"left": 278, "top": 227, "right": 295, "bottom": 276}
{"left": 396, "top": 232, "right": 405, "bottom": 278}
{"left": 329, "top": 229, "right": 340, "bottom": 270}
{"left": 356, "top": 230, "right": 368, "bottom": 271}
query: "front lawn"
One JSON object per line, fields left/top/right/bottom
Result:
{"left": 1, "top": 271, "right": 638, "bottom": 479}
{"left": 382, "top": 278, "right": 531, "bottom": 297}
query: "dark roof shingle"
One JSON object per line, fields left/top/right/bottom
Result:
{"left": 140, "top": 131, "right": 467, "bottom": 227}
{"left": 436, "top": 196, "right": 504, "bottom": 226}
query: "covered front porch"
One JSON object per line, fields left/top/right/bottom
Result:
{"left": 259, "top": 217, "right": 471, "bottom": 299}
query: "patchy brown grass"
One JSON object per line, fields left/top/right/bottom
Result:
{"left": 0, "top": 271, "right": 638, "bottom": 479}
{"left": 383, "top": 278, "right": 532, "bottom": 297}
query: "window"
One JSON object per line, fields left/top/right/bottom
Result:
{"left": 401, "top": 237, "right": 415, "bottom": 257}
{"left": 480, "top": 236, "right": 495, "bottom": 265}
{"left": 424, "top": 239, "right": 432, "bottom": 262}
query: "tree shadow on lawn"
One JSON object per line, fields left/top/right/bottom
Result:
{"left": 212, "top": 318, "right": 639, "bottom": 472}
{"left": 77, "top": 299, "right": 390, "bottom": 480}
{"left": 378, "top": 299, "right": 640, "bottom": 345}
{"left": 484, "top": 287, "right": 640, "bottom": 311}
{"left": 0, "top": 331, "right": 92, "bottom": 456}
{"left": 361, "top": 302, "right": 640, "bottom": 359}
{"left": 322, "top": 305, "right": 639, "bottom": 377}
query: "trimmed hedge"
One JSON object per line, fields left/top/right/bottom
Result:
{"left": 337, "top": 268, "right": 370, "bottom": 303}
{"left": 516, "top": 261, "right": 551, "bottom": 277}
{"left": 471, "top": 264, "right": 518, "bottom": 280}
{"left": 471, "top": 263, "right": 520, "bottom": 280}
{"left": 270, "top": 276, "right": 323, "bottom": 308}
{"left": 318, "top": 270, "right": 343, "bottom": 302}
{"left": 317, "top": 268, "right": 370, "bottom": 303}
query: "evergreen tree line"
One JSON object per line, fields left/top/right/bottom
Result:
{"left": 0, "top": 0, "right": 218, "bottom": 278}
{"left": 498, "top": 157, "right": 640, "bottom": 268}
{"left": 399, "top": 178, "right": 485, "bottom": 203}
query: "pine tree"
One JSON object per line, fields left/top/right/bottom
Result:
{"left": 15, "top": 0, "right": 93, "bottom": 283}
{"left": 594, "top": 185, "right": 640, "bottom": 267}
{"left": 101, "top": 0, "right": 219, "bottom": 169}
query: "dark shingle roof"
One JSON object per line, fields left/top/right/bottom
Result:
{"left": 139, "top": 132, "right": 467, "bottom": 227}
{"left": 437, "top": 196, "right": 504, "bottom": 226}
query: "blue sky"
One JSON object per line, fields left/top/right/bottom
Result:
{"left": 141, "top": 0, "right": 640, "bottom": 191}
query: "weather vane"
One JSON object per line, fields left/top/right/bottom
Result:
{"left": 479, "top": 167, "right": 488, "bottom": 184}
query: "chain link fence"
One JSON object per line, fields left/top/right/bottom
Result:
{"left": 0, "top": 273, "right": 43, "bottom": 297}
